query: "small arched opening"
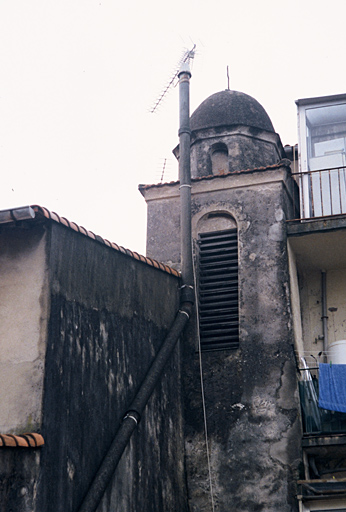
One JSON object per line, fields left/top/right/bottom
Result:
{"left": 210, "top": 143, "right": 228, "bottom": 175}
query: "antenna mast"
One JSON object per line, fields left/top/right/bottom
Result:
{"left": 150, "top": 44, "right": 196, "bottom": 114}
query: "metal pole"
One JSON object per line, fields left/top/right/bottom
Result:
{"left": 178, "top": 62, "right": 194, "bottom": 305}
{"left": 78, "top": 62, "right": 195, "bottom": 512}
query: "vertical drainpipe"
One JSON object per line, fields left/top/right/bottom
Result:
{"left": 77, "top": 63, "right": 195, "bottom": 512}
{"left": 178, "top": 62, "right": 195, "bottom": 304}
{"left": 321, "top": 270, "right": 328, "bottom": 361}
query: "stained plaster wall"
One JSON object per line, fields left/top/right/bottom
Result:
{"left": 0, "top": 224, "right": 49, "bottom": 433}
{"left": 0, "top": 220, "right": 187, "bottom": 512}
{"left": 37, "top": 222, "right": 187, "bottom": 512}
{"left": 327, "top": 270, "right": 346, "bottom": 346}
{"left": 297, "top": 269, "right": 324, "bottom": 360}
{"left": 0, "top": 450, "right": 41, "bottom": 512}
{"left": 0, "top": 223, "right": 48, "bottom": 512}
{"left": 142, "top": 164, "right": 301, "bottom": 511}
{"left": 297, "top": 267, "right": 346, "bottom": 361}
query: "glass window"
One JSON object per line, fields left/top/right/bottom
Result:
{"left": 306, "top": 103, "right": 346, "bottom": 172}
{"left": 297, "top": 95, "right": 346, "bottom": 218}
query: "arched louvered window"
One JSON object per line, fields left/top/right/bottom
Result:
{"left": 198, "top": 228, "right": 239, "bottom": 351}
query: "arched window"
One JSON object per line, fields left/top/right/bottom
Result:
{"left": 210, "top": 143, "right": 228, "bottom": 175}
{"left": 197, "top": 212, "right": 239, "bottom": 351}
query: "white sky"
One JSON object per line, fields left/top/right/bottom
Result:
{"left": 1, "top": 0, "right": 346, "bottom": 254}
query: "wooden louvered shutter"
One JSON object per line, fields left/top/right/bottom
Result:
{"left": 198, "top": 229, "right": 239, "bottom": 351}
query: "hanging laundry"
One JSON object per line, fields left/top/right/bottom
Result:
{"left": 319, "top": 363, "right": 346, "bottom": 413}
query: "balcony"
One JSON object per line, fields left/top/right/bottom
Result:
{"left": 299, "top": 378, "right": 346, "bottom": 436}
{"left": 292, "top": 167, "right": 346, "bottom": 220}
{"left": 295, "top": 93, "right": 346, "bottom": 224}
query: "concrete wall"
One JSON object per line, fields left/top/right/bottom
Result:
{"left": 287, "top": 220, "right": 346, "bottom": 366}
{"left": 294, "top": 266, "right": 346, "bottom": 362}
{"left": 142, "top": 164, "right": 301, "bottom": 511}
{"left": 0, "top": 450, "right": 41, "bottom": 512}
{"left": 0, "top": 224, "right": 49, "bottom": 433}
{"left": 0, "top": 220, "right": 187, "bottom": 512}
{"left": 327, "top": 269, "right": 346, "bottom": 345}
{"left": 0, "top": 223, "right": 48, "bottom": 512}
{"left": 298, "top": 269, "right": 324, "bottom": 360}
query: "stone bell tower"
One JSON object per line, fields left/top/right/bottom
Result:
{"left": 184, "top": 89, "right": 284, "bottom": 177}
{"left": 140, "top": 90, "right": 301, "bottom": 512}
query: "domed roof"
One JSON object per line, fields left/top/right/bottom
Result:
{"left": 190, "top": 90, "right": 275, "bottom": 133}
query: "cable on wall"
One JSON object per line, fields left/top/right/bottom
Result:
{"left": 193, "top": 255, "right": 216, "bottom": 512}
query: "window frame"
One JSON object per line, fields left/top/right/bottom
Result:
{"left": 197, "top": 227, "right": 239, "bottom": 352}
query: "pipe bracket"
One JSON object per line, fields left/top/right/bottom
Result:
{"left": 178, "top": 128, "right": 191, "bottom": 136}
{"left": 123, "top": 410, "right": 141, "bottom": 425}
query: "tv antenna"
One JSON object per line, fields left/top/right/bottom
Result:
{"left": 160, "top": 158, "right": 167, "bottom": 183}
{"left": 150, "top": 44, "right": 196, "bottom": 114}
{"left": 153, "top": 158, "right": 175, "bottom": 184}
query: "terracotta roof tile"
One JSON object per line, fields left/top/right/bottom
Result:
{"left": 0, "top": 433, "right": 44, "bottom": 448}
{"left": 60, "top": 216, "right": 69, "bottom": 227}
{"left": 79, "top": 225, "right": 89, "bottom": 236}
{"left": 0, "top": 205, "right": 180, "bottom": 278}
{"left": 87, "top": 230, "right": 96, "bottom": 240}
{"left": 70, "top": 222, "right": 80, "bottom": 232}
{"left": 138, "top": 160, "right": 291, "bottom": 191}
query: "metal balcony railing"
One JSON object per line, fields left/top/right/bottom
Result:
{"left": 299, "top": 379, "right": 346, "bottom": 435}
{"left": 292, "top": 167, "right": 346, "bottom": 220}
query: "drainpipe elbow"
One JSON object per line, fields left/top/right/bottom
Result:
{"left": 180, "top": 284, "right": 195, "bottom": 305}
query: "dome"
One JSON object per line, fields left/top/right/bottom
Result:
{"left": 190, "top": 90, "right": 275, "bottom": 133}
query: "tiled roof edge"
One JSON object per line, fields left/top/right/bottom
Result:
{"left": 32, "top": 206, "right": 180, "bottom": 277}
{"left": 139, "top": 160, "right": 291, "bottom": 190}
{"left": 0, "top": 433, "right": 44, "bottom": 448}
{"left": 0, "top": 205, "right": 180, "bottom": 278}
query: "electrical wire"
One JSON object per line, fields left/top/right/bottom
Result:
{"left": 193, "top": 255, "right": 216, "bottom": 512}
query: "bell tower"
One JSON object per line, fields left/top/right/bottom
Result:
{"left": 174, "top": 89, "right": 285, "bottom": 178}
{"left": 139, "top": 90, "right": 301, "bottom": 511}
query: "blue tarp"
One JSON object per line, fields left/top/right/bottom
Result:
{"left": 319, "top": 363, "right": 346, "bottom": 413}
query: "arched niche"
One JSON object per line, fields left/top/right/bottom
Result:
{"left": 210, "top": 142, "right": 229, "bottom": 175}
{"left": 197, "top": 211, "right": 237, "bottom": 234}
